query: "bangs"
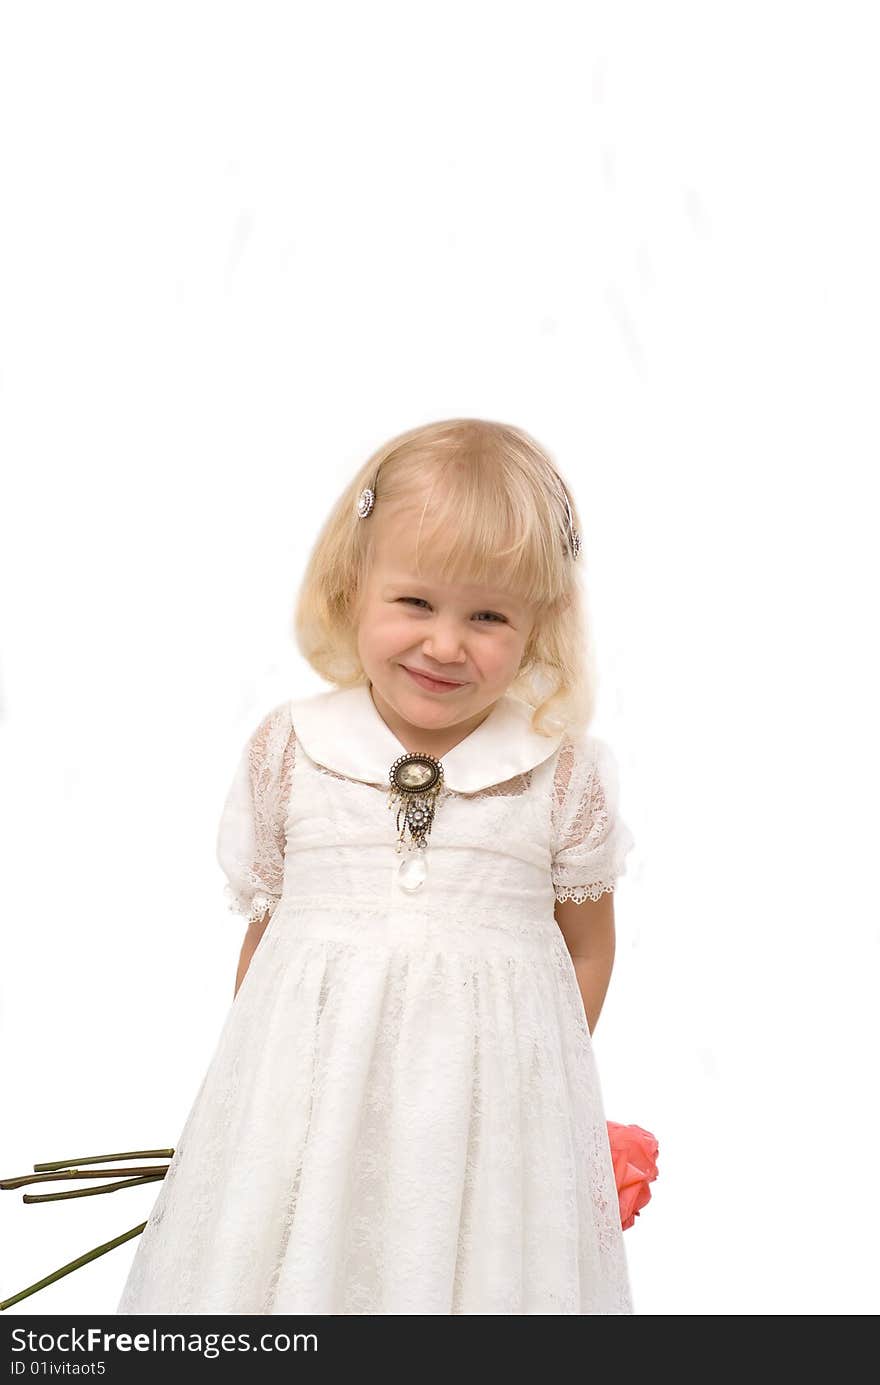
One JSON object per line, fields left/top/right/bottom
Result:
{"left": 375, "top": 458, "right": 570, "bottom": 609}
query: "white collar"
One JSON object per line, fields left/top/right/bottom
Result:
{"left": 289, "top": 683, "right": 564, "bottom": 792}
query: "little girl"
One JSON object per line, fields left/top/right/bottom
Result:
{"left": 116, "top": 417, "right": 637, "bottom": 1316}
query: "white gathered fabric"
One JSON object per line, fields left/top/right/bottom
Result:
{"left": 117, "top": 693, "right": 636, "bottom": 1316}
{"left": 550, "top": 735, "right": 636, "bottom": 903}
{"left": 214, "top": 706, "right": 295, "bottom": 927}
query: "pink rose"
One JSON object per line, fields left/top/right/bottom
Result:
{"left": 607, "top": 1121, "right": 659, "bottom": 1230}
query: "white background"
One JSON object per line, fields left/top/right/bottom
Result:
{"left": 1, "top": 1, "right": 878, "bottom": 1317}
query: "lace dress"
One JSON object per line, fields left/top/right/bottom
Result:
{"left": 116, "top": 682, "right": 636, "bottom": 1315}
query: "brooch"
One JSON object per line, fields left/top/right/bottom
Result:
{"left": 388, "top": 751, "right": 444, "bottom": 892}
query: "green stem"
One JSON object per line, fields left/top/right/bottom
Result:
{"left": 2, "top": 1166, "right": 170, "bottom": 1190}
{"left": 24, "top": 1173, "right": 166, "bottom": 1203}
{"left": 0, "top": 1222, "right": 147, "bottom": 1312}
{"left": 33, "top": 1149, "right": 174, "bottom": 1172}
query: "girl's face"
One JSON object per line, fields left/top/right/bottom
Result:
{"left": 356, "top": 513, "right": 537, "bottom": 752}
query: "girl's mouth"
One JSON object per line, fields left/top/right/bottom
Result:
{"left": 400, "top": 665, "right": 468, "bottom": 694}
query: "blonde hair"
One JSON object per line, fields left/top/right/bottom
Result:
{"left": 293, "top": 417, "right": 598, "bottom": 737}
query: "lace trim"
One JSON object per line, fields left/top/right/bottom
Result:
{"left": 223, "top": 882, "right": 281, "bottom": 925}
{"left": 554, "top": 881, "right": 618, "bottom": 905}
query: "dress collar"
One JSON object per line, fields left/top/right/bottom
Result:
{"left": 289, "top": 682, "right": 564, "bottom": 793}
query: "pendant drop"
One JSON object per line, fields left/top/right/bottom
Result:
{"left": 388, "top": 751, "right": 444, "bottom": 891}
{"left": 397, "top": 847, "right": 428, "bottom": 892}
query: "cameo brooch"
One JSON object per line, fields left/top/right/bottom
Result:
{"left": 388, "top": 751, "right": 444, "bottom": 892}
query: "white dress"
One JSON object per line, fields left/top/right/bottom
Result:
{"left": 116, "top": 683, "right": 636, "bottom": 1315}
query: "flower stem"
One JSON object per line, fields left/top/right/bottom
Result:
{"left": 2, "top": 1167, "right": 170, "bottom": 1191}
{"left": 23, "top": 1173, "right": 166, "bottom": 1203}
{"left": 0, "top": 1222, "right": 147, "bottom": 1312}
{"left": 33, "top": 1149, "right": 174, "bottom": 1172}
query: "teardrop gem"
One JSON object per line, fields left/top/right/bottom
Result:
{"left": 397, "top": 853, "right": 427, "bottom": 892}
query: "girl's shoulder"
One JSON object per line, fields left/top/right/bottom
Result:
{"left": 246, "top": 698, "right": 296, "bottom": 763}
{"left": 552, "top": 726, "right": 626, "bottom": 808}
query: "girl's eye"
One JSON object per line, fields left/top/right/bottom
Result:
{"left": 398, "top": 598, "right": 506, "bottom": 624}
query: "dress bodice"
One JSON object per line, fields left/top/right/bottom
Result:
{"left": 216, "top": 683, "right": 636, "bottom": 934}
{"left": 282, "top": 744, "right": 561, "bottom": 930}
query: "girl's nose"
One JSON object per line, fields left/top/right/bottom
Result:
{"left": 421, "top": 620, "right": 468, "bottom": 664}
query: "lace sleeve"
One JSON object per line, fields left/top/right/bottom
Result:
{"left": 216, "top": 703, "right": 296, "bottom": 925}
{"left": 550, "top": 734, "right": 635, "bottom": 904}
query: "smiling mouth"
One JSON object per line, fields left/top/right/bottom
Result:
{"left": 401, "top": 665, "right": 468, "bottom": 691}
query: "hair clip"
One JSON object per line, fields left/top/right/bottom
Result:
{"left": 356, "top": 482, "right": 376, "bottom": 518}
{"left": 559, "top": 483, "right": 581, "bottom": 560}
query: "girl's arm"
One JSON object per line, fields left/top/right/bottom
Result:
{"left": 234, "top": 912, "right": 272, "bottom": 998}
{"left": 553, "top": 891, "right": 616, "bottom": 1034}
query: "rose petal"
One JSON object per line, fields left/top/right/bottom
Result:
{"left": 607, "top": 1121, "right": 659, "bottom": 1230}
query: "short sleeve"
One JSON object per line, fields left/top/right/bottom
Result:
{"left": 216, "top": 702, "right": 296, "bottom": 924}
{"left": 550, "top": 733, "right": 636, "bottom": 904}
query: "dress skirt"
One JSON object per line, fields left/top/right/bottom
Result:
{"left": 116, "top": 898, "right": 633, "bottom": 1315}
